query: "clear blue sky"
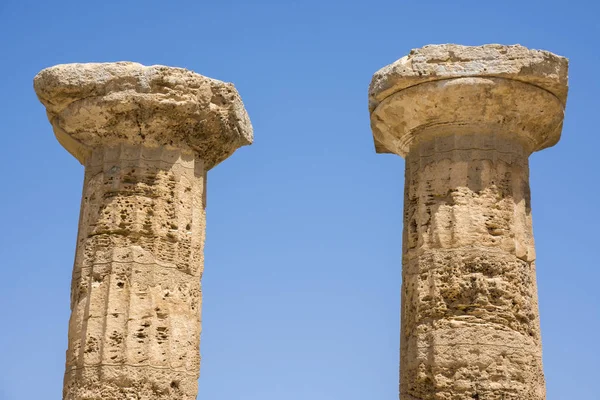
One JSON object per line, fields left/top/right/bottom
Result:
{"left": 0, "top": 0, "right": 598, "bottom": 399}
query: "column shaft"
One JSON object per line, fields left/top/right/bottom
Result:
{"left": 400, "top": 133, "right": 544, "bottom": 399}
{"left": 64, "top": 143, "right": 205, "bottom": 399}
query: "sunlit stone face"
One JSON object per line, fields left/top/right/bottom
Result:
{"left": 34, "top": 62, "right": 253, "bottom": 400}
{"left": 369, "top": 44, "right": 568, "bottom": 400}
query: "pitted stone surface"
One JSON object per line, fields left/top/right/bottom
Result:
{"left": 369, "top": 44, "right": 568, "bottom": 400}
{"left": 35, "top": 63, "right": 252, "bottom": 400}
{"left": 369, "top": 44, "right": 568, "bottom": 112}
{"left": 64, "top": 144, "right": 205, "bottom": 400}
{"left": 400, "top": 138, "right": 543, "bottom": 399}
{"left": 34, "top": 62, "right": 253, "bottom": 169}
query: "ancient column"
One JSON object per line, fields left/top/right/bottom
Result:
{"left": 34, "top": 62, "right": 253, "bottom": 400}
{"left": 369, "top": 45, "right": 568, "bottom": 399}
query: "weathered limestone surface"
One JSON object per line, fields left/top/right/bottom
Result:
{"left": 369, "top": 45, "right": 568, "bottom": 400}
{"left": 34, "top": 62, "right": 253, "bottom": 400}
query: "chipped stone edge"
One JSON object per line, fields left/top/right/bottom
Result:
{"left": 368, "top": 44, "right": 570, "bottom": 114}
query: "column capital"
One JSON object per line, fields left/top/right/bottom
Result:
{"left": 369, "top": 44, "right": 568, "bottom": 157}
{"left": 34, "top": 62, "right": 253, "bottom": 169}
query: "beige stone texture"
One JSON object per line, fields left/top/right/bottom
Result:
{"left": 369, "top": 44, "right": 568, "bottom": 400}
{"left": 34, "top": 62, "right": 253, "bottom": 400}
{"left": 34, "top": 62, "right": 252, "bottom": 169}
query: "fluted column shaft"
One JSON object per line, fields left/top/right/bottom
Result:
{"left": 65, "top": 144, "right": 205, "bottom": 399}
{"left": 400, "top": 134, "right": 543, "bottom": 399}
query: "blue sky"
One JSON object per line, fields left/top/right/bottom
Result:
{"left": 0, "top": 0, "right": 598, "bottom": 399}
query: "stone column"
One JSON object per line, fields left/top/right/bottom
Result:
{"left": 34, "top": 62, "right": 253, "bottom": 400}
{"left": 369, "top": 45, "right": 568, "bottom": 400}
